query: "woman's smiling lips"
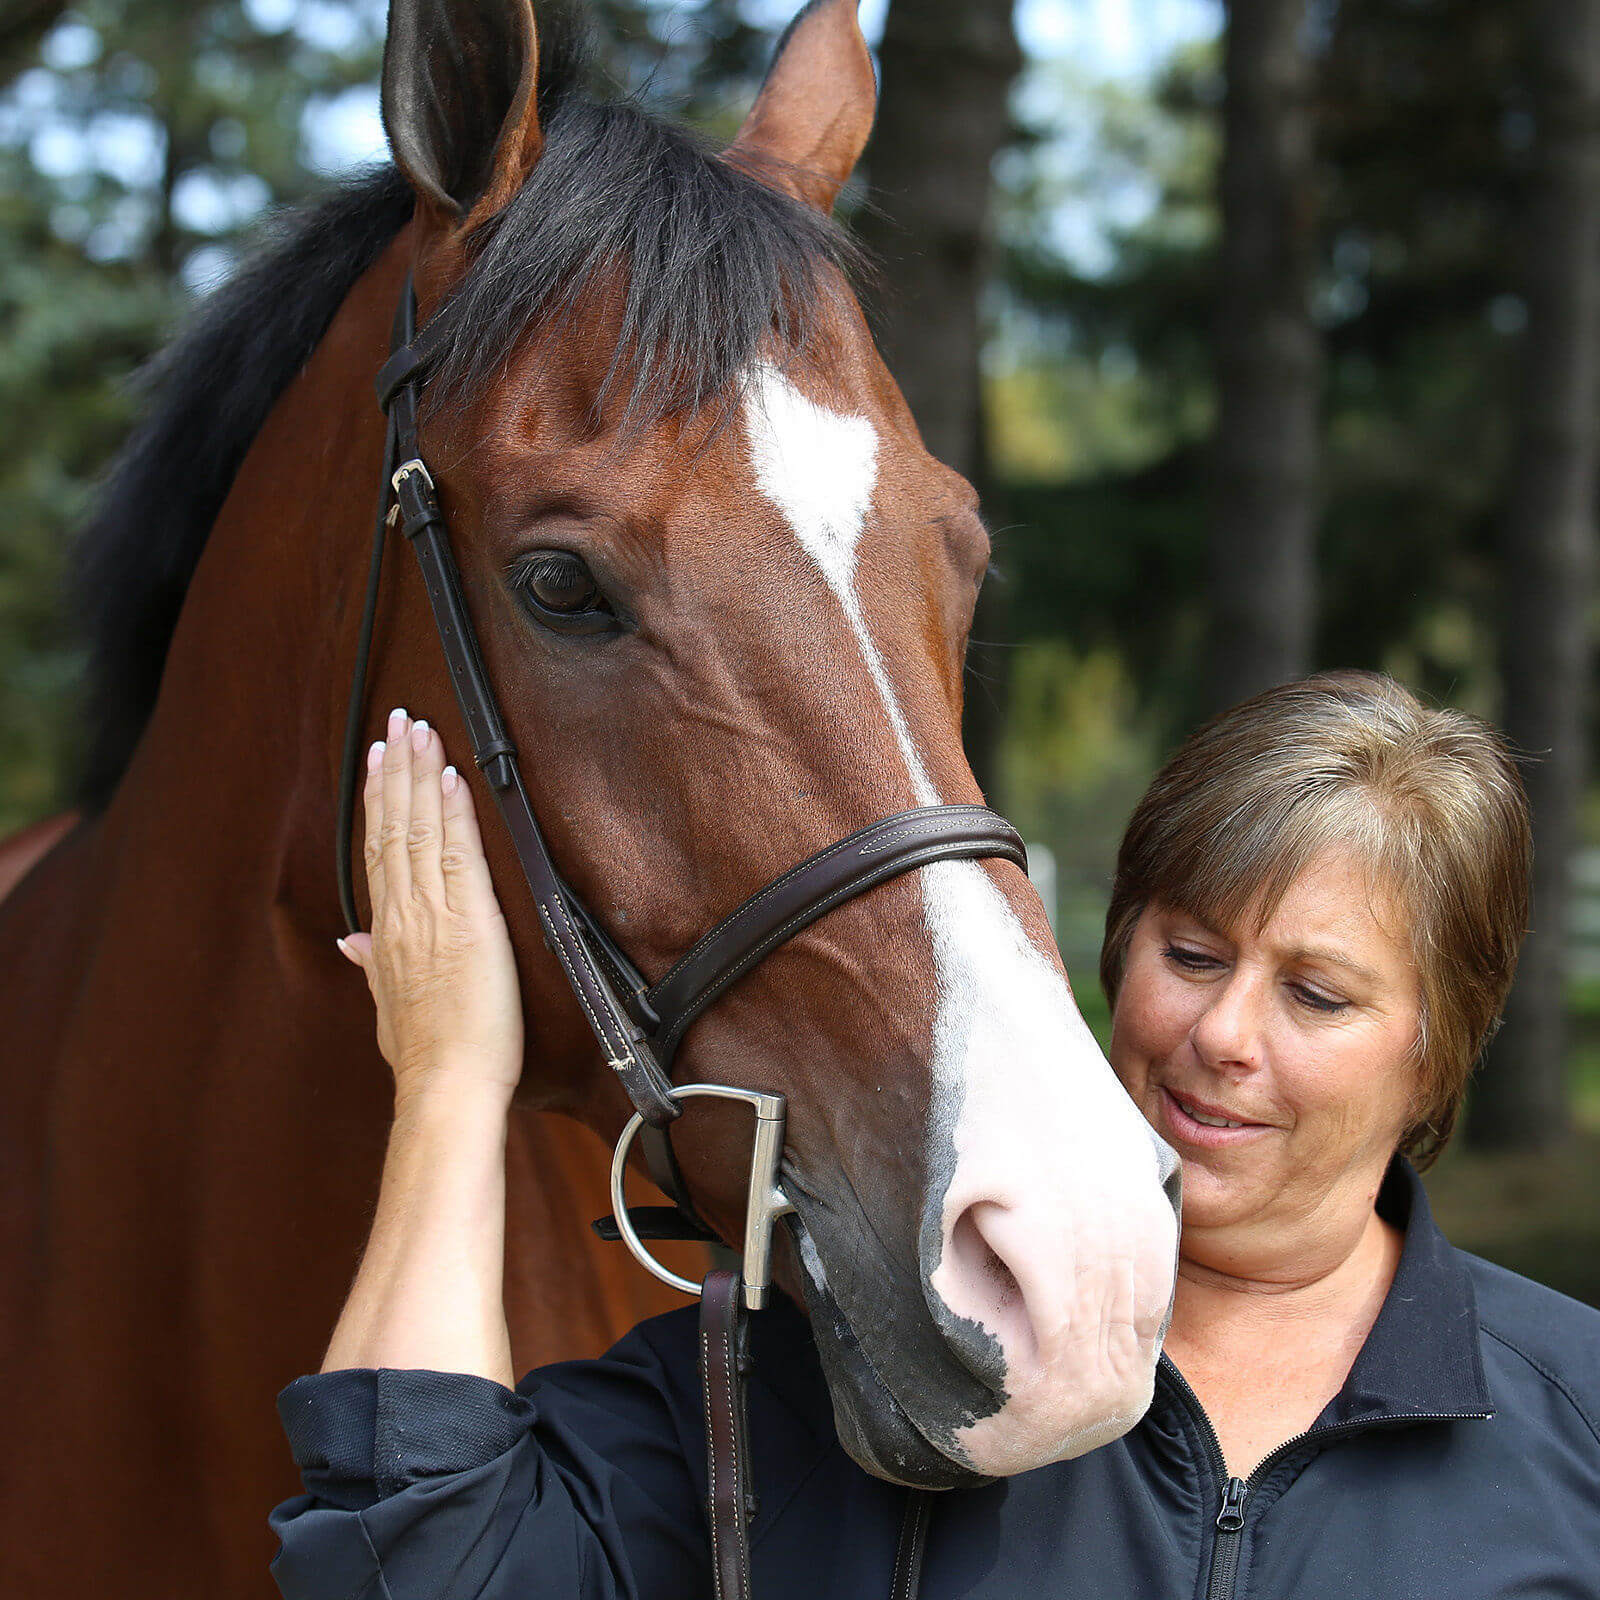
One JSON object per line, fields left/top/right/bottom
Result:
{"left": 1157, "top": 1085, "right": 1274, "bottom": 1149}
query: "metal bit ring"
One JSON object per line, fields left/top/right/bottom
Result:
{"left": 609, "top": 1084, "right": 794, "bottom": 1312}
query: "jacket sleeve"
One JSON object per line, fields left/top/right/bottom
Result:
{"left": 268, "top": 1320, "right": 711, "bottom": 1600}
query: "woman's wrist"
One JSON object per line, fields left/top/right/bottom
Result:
{"left": 320, "top": 1064, "right": 515, "bottom": 1382}
{"left": 392, "top": 1063, "right": 517, "bottom": 1128}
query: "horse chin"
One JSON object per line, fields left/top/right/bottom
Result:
{"left": 791, "top": 1263, "right": 992, "bottom": 1490}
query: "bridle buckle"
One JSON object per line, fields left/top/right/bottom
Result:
{"left": 391, "top": 457, "right": 435, "bottom": 497}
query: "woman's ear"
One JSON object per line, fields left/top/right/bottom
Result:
{"left": 724, "top": 0, "right": 877, "bottom": 215}
{"left": 381, "top": 0, "right": 543, "bottom": 232}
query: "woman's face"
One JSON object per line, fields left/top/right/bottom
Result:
{"left": 1109, "top": 847, "right": 1423, "bottom": 1251}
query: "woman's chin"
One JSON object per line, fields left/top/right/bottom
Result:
{"left": 1170, "top": 1154, "right": 1285, "bottom": 1232}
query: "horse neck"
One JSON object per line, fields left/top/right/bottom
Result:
{"left": 0, "top": 240, "right": 413, "bottom": 1400}
{"left": 0, "top": 238, "right": 419, "bottom": 1094}
{"left": 90, "top": 231, "right": 608, "bottom": 1116}
{"left": 89, "top": 245, "right": 408, "bottom": 964}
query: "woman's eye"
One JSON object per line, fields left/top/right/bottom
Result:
{"left": 509, "top": 550, "right": 618, "bottom": 633}
{"left": 1163, "top": 944, "right": 1222, "bottom": 973}
{"left": 1290, "top": 983, "right": 1349, "bottom": 1016}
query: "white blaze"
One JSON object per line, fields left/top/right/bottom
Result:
{"left": 743, "top": 366, "right": 1177, "bottom": 1477}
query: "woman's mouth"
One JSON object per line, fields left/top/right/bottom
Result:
{"left": 1158, "top": 1086, "right": 1270, "bottom": 1148}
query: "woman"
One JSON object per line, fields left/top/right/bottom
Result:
{"left": 270, "top": 672, "right": 1600, "bottom": 1598}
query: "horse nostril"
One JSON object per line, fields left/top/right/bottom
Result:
{"left": 950, "top": 1207, "right": 1021, "bottom": 1307}
{"left": 938, "top": 1201, "right": 1040, "bottom": 1377}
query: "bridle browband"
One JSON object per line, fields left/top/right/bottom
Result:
{"left": 336, "top": 268, "right": 1005, "bottom": 1596}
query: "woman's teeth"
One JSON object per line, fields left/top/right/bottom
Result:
{"left": 1175, "top": 1094, "right": 1245, "bottom": 1129}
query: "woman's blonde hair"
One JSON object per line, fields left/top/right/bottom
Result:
{"left": 1100, "top": 671, "right": 1531, "bottom": 1169}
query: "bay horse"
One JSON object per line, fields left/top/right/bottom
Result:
{"left": 0, "top": 2, "right": 1180, "bottom": 1595}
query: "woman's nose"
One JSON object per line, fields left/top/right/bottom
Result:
{"left": 1191, "top": 973, "right": 1265, "bottom": 1071}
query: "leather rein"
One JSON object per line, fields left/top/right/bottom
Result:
{"left": 336, "top": 270, "right": 993, "bottom": 1597}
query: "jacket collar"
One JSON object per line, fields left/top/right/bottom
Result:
{"left": 1322, "top": 1156, "right": 1494, "bottom": 1425}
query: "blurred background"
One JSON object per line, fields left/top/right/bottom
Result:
{"left": 1, "top": 0, "right": 1595, "bottom": 1297}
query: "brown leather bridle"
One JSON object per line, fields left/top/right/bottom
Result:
{"left": 335, "top": 272, "right": 992, "bottom": 1596}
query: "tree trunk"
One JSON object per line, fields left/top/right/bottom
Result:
{"left": 854, "top": 0, "right": 1021, "bottom": 801}
{"left": 1203, "top": 0, "right": 1322, "bottom": 716}
{"left": 1468, "top": 0, "right": 1600, "bottom": 1152}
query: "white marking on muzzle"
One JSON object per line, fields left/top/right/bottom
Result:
{"left": 743, "top": 367, "right": 1178, "bottom": 1478}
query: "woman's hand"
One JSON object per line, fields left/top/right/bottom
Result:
{"left": 337, "top": 707, "right": 525, "bottom": 1109}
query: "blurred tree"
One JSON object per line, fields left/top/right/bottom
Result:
{"left": 589, "top": 0, "right": 770, "bottom": 124}
{"left": 989, "top": 46, "right": 1219, "bottom": 745}
{"left": 994, "top": 0, "right": 1596, "bottom": 1144}
{"left": 1313, "top": 0, "right": 1518, "bottom": 708}
{"left": 0, "top": 0, "right": 389, "bottom": 829}
{"left": 0, "top": 1, "right": 69, "bottom": 75}
{"left": 1203, "top": 0, "right": 1322, "bottom": 715}
{"left": 5, "top": 3, "right": 1596, "bottom": 1154}
{"left": 852, "top": 0, "right": 1023, "bottom": 801}
{"left": 0, "top": 150, "right": 168, "bottom": 823}
{"left": 992, "top": 4, "right": 1529, "bottom": 727}
{"left": 1470, "top": 0, "right": 1600, "bottom": 1151}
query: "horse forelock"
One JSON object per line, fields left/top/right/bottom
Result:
{"left": 423, "top": 99, "right": 866, "bottom": 434}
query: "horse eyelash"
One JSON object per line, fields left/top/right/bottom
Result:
{"left": 507, "top": 550, "right": 597, "bottom": 596}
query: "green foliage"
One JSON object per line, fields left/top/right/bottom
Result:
{"left": 987, "top": 1, "right": 1532, "bottom": 738}
{"left": 0, "top": 0, "right": 392, "bottom": 829}
{"left": 985, "top": 0, "right": 1582, "bottom": 913}
{"left": 1313, "top": 0, "right": 1526, "bottom": 704}
{"left": 984, "top": 40, "right": 1220, "bottom": 750}
{"left": 0, "top": 146, "right": 170, "bottom": 826}
{"left": 588, "top": 0, "right": 772, "bottom": 128}
{"left": 999, "top": 640, "right": 1163, "bottom": 990}
{"left": 0, "top": 0, "right": 1589, "bottom": 902}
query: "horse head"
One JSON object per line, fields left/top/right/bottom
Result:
{"left": 373, "top": 0, "right": 1180, "bottom": 1487}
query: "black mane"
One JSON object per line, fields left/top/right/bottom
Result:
{"left": 70, "top": 166, "right": 414, "bottom": 813}
{"left": 71, "top": 10, "right": 859, "bottom": 813}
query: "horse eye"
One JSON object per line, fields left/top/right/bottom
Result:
{"left": 515, "top": 550, "right": 606, "bottom": 617}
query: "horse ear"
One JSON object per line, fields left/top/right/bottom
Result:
{"left": 724, "top": 0, "right": 877, "bottom": 214}
{"left": 381, "top": 0, "right": 542, "bottom": 226}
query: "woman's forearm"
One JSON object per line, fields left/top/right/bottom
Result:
{"left": 321, "top": 1076, "right": 516, "bottom": 1387}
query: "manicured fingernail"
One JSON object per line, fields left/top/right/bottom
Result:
{"left": 367, "top": 739, "right": 385, "bottom": 771}
{"left": 335, "top": 937, "right": 352, "bottom": 959}
{"left": 441, "top": 765, "right": 458, "bottom": 796}
{"left": 411, "top": 720, "right": 429, "bottom": 751}
{"left": 387, "top": 707, "right": 407, "bottom": 735}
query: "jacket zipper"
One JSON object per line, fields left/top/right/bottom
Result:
{"left": 1159, "top": 1355, "right": 1492, "bottom": 1600}
{"left": 1209, "top": 1476, "right": 1249, "bottom": 1600}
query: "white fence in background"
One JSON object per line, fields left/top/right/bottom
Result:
{"left": 1572, "top": 848, "right": 1600, "bottom": 982}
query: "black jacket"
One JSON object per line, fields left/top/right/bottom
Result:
{"left": 270, "top": 1162, "right": 1600, "bottom": 1598}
